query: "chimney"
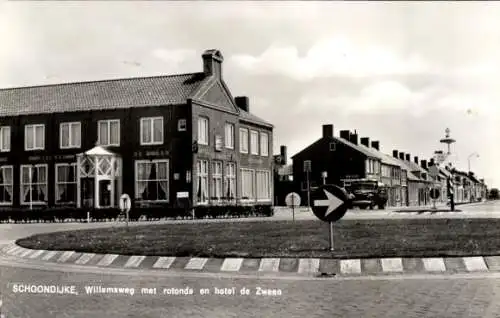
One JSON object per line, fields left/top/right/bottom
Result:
{"left": 421, "top": 159, "right": 427, "bottom": 169}
{"left": 322, "top": 125, "right": 333, "bottom": 138}
{"left": 399, "top": 152, "right": 405, "bottom": 160}
{"left": 202, "top": 49, "right": 223, "bottom": 78}
{"left": 371, "top": 141, "right": 379, "bottom": 151}
{"left": 340, "top": 130, "right": 350, "bottom": 140}
{"left": 280, "top": 145, "right": 287, "bottom": 165}
{"left": 414, "top": 156, "right": 419, "bottom": 164}
{"left": 392, "top": 150, "right": 398, "bottom": 158}
{"left": 235, "top": 96, "right": 249, "bottom": 112}
{"left": 405, "top": 154, "right": 411, "bottom": 161}
{"left": 349, "top": 132, "right": 358, "bottom": 145}
{"left": 360, "top": 137, "right": 370, "bottom": 147}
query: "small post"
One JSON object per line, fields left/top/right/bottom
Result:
{"left": 329, "top": 222, "right": 334, "bottom": 251}
{"left": 292, "top": 195, "right": 295, "bottom": 222}
{"left": 306, "top": 170, "right": 311, "bottom": 207}
{"left": 126, "top": 209, "right": 129, "bottom": 228}
{"left": 87, "top": 211, "right": 90, "bottom": 223}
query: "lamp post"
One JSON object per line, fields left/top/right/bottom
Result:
{"left": 467, "top": 152, "right": 479, "bottom": 172}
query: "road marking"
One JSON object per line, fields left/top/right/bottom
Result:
{"left": 124, "top": 256, "right": 146, "bottom": 268}
{"left": 422, "top": 258, "right": 446, "bottom": 272}
{"left": 41, "top": 251, "right": 58, "bottom": 261}
{"left": 381, "top": 258, "right": 403, "bottom": 272}
{"left": 298, "top": 258, "right": 320, "bottom": 273}
{"left": 57, "top": 251, "right": 75, "bottom": 263}
{"left": 152, "top": 257, "right": 176, "bottom": 269}
{"left": 4, "top": 245, "right": 19, "bottom": 254}
{"left": 184, "top": 257, "right": 208, "bottom": 270}
{"left": 28, "top": 250, "right": 45, "bottom": 259}
{"left": 74, "top": 253, "right": 96, "bottom": 265}
{"left": 340, "top": 259, "right": 361, "bottom": 274}
{"left": 463, "top": 257, "right": 488, "bottom": 272}
{"left": 19, "top": 249, "right": 35, "bottom": 258}
{"left": 96, "top": 254, "right": 119, "bottom": 267}
{"left": 258, "top": 258, "right": 280, "bottom": 272}
{"left": 220, "top": 258, "right": 244, "bottom": 272}
{"left": 10, "top": 247, "right": 24, "bottom": 256}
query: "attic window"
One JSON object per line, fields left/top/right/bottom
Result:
{"left": 329, "top": 142, "right": 336, "bottom": 151}
{"left": 178, "top": 119, "right": 187, "bottom": 132}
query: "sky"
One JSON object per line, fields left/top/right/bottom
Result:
{"left": 1, "top": 1, "right": 499, "bottom": 188}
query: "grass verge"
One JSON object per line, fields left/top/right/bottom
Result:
{"left": 16, "top": 218, "right": 500, "bottom": 259}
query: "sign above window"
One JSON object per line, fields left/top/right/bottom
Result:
{"left": 215, "top": 135, "right": 223, "bottom": 152}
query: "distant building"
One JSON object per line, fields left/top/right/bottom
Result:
{"left": 0, "top": 49, "right": 274, "bottom": 210}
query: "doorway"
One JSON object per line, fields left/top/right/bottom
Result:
{"left": 80, "top": 177, "right": 95, "bottom": 209}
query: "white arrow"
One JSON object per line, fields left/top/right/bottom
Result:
{"left": 313, "top": 189, "right": 344, "bottom": 217}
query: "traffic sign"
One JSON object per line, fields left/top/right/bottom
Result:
{"left": 119, "top": 193, "right": 131, "bottom": 213}
{"left": 428, "top": 165, "right": 439, "bottom": 177}
{"left": 285, "top": 192, "right": 301, "bottom": 207}
{"left": 311, "top": 184, "right": 349, "bottom": 223}
{"left": 429, "top": 188, "right": 440, "bottom": 200}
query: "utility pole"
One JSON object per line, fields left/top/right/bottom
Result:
{"left": 304, "top": 160, "right": 312, "bottom": 207}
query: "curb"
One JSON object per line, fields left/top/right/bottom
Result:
{"left": 3, "top": 243, "right": 500, "bottom": 278}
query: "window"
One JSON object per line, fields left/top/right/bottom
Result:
{"left": 135, "top": 160, "right": 169, "bottom": 202}
{"left": 178, "top": 119, "right": 187, "bottom": 132}
{"left": 240, "top": 168, "right": 255, "bottom": 200}
{"left": 60, "top": 122, "right": 81, "bottom": 149}
{"left": 98, "top": 120, "right": 120, "bottom": 146}
{"left": 20, "top": 164, "right": 48, "bottom": 204}
{"left": 0, "top": 166, "right": 13, "bottom": 205}
{"left": 211, "top": 161, "right": 223, "bottom": 201}
{"left": 140, "top": 117, "right": 163, "bottom": 145}
{"left": 198, "top": 117, "right": 209, "bottom": 145}
{"left": 250, "top": 130, "right": 259, "bottom": 155}
{"left": 0, "top": 127, "right": 10, "bottom": 152}
{"left": 260, "top": 132, "right": 269, "bottom": 156}
{"left": 256, "top": 170, "right": 271, "bottom": 201}
{"left": 225, "top": 123, "right": 235, "bottom": 149}
{"left": 225, "top": 162, "right": 236, "bottom": 200}
{"left": 196, "top": 160, "right": 209, "bottom": 204}
{"left": 239, "top": 128, "right": 248, "bottom": 153}
{"left": 55, "top": 163, "right": 77, "bottom": 204}
{"left": 25, "top": 124, "right": 45, "bottom": 151}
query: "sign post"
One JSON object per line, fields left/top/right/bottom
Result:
{"left": 429, "top": 187, "right": 440, "bottom": 210}
{"left": 285, "top": 192, "right": 301, "bottom": 222}
{"left": 304, "top": 160, "right": 312, "bottom": 207}
{"left": 311, "top": 184, "right": 349, "bottom": 251}
{"left": 119, "top": 193, "right": 131, "bottom": 228}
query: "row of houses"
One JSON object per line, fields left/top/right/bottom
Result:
{"left": 273, "top": 124, "right": 488, "bottom": 207}
{"left": 0, "top": 49, "right": 488, "bottom": 210}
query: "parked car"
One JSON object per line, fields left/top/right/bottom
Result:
{"left": 343, "top": 179, "right": 388, "bottom": 210}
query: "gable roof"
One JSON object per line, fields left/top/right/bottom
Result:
{"left": 292, "top": 136, "right": 378, "bottom": 160}
{"left": 357, "top": 144, "right": 403, "bottom": 167}
{"left": 0, "top": 73, "right": 212, "bottom": 117}
{"left": 239, "top": 109, "right": 273, "bottom": 128}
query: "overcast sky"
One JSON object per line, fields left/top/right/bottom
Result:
{"left": 1, "top": 1, "right": 499, "bottom": 188}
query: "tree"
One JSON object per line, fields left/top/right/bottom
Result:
{"left": 489, "top": 188, "right": 499, "bottom": 200}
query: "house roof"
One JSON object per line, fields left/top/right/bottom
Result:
{"left": 357, "top": 144, "right": 403, "bottom": 167}
{"left": 80, "top": 145, "right": 116, "bottom": 156}
{"left": 0, "top": 73, "right": 212, "bottom": 117}
{"left": 292, "top": 136, "right": 379, "bottom": 160}
{"left": 239, "top": 109, "right": 273, "bottom": 128}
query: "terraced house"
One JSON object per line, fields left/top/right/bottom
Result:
{"left": 0, "top": 49, "right": 273, "bottom": 211}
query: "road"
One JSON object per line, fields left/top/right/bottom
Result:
{"left": 0, "top": 200, "right": 499, "bottom": 317}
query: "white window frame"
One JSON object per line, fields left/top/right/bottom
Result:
{"left": 55, "top": 163, "right": 78, "bottom": 204}
{"left": 225, "top": 162, "right": 237, "bottom": 201}
{"left": 0, "top": 165, "right": 13, "bottom": 205}
{"left": 135, "top": 159, "right": 170, "bottom": 202}
{"left": 198, "top": 117, "right": 209, "bottom": 145}
{"left": 260, "top": 132, "right": 269, "bottom": 156}
{"left": 239, "top": 128, "right": 248, "bottom": 153}
{"left": 97, "top": 119, "right": 120, "bottom": 146}
{"left": 197, "top": 159, "right": 209, "bottom": 204}
{"left": 140, "top": 117, "right": 164, "bottom": 145}
{"left": 240, "top": 168, "right": 255, "bottom": 201}
{"left": 256, "top": 169, "right": 272, "bottom": 202}
{"left": 0, "top": 126, "right": 10, "bottom": 152}
{"left": 250, "top": 130, "right": 259, "bottom": 155}
{"left": 178, "top": 119, "right": 187, "bottom": 132}
{"left": 20, "top": 164, "right": 48, "bottom": 205}
{"left": 25, "top": 124, "right": 45, "bottom": 151}
{"left": 225, "top": 123, "right": 235, "bottom": 149}
{"left": 60, "top": 122, "right": 81, "bottom": 149}
{"left": 211, "top": 161, "right": 223, "bottom": 202}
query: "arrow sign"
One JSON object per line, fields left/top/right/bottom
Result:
{"left": 311, "top": 184, "right": 349, "bottom": 222}
{"left": 314, "top": 189, "right": 344, "bottom": 217}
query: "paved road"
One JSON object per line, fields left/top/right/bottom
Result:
{"left": 2, "top": 263, "right": 500, "bottom": 317}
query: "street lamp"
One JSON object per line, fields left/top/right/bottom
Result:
{"left": 467, "top": 152, "right": 479, "bottom": 172}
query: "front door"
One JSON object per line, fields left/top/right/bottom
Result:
{"left": 99, "top": 179, "right": 112, "bottom": 207}
{"left": 81, "top": 177, "right": 95, "bottom": 208}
